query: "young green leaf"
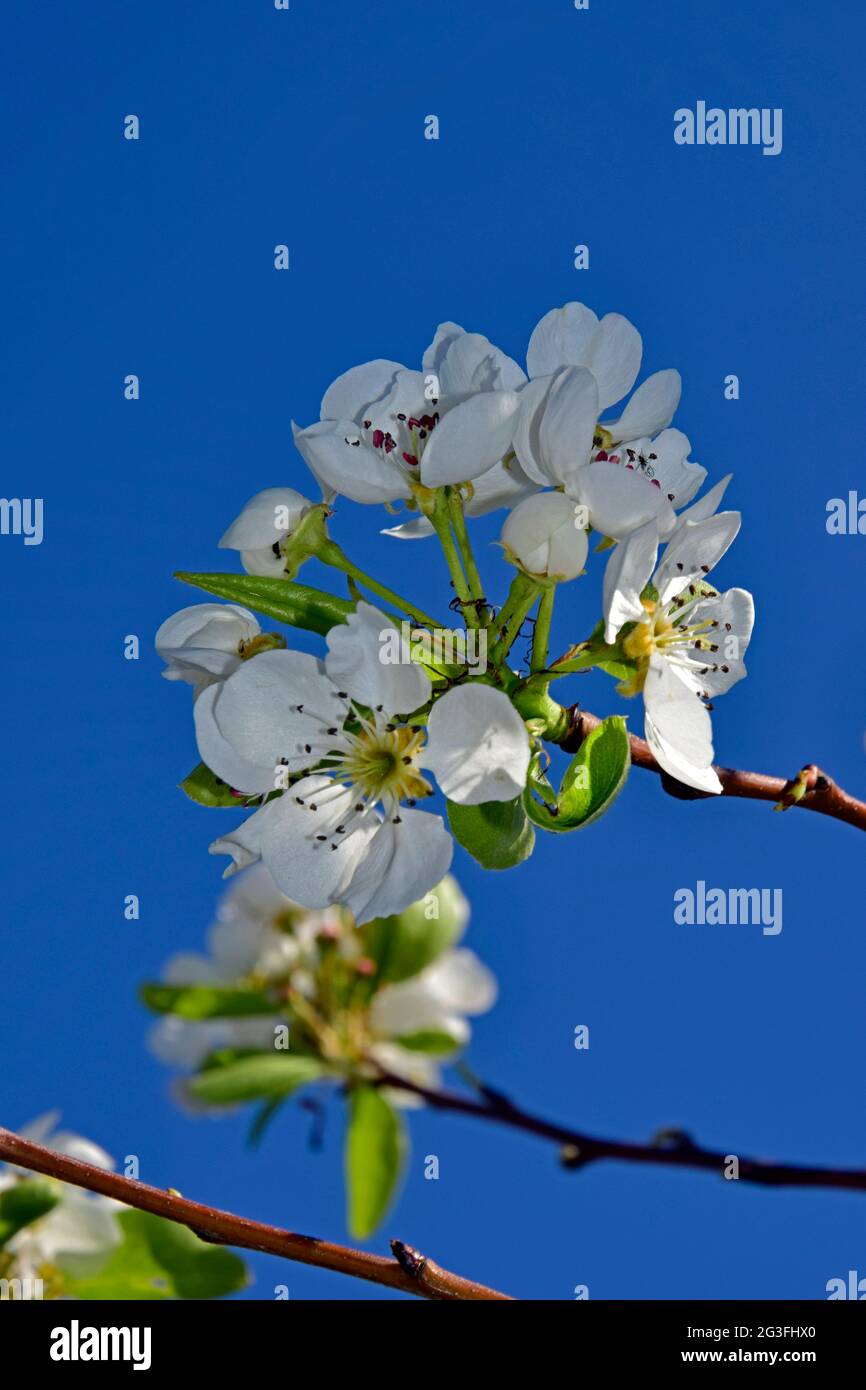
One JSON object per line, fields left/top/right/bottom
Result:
{"left": 361, "top": 877, "right": 466, "bottom": 985}
{"left": 188, "top": 1053, "right": 327, "bottom": 1105}
{"left": 447, "top": 796, "right": 535, "bottom": 870}
{"left": 525, "top": 715, "right": 630, "bottom": 832}
{"left": 139, "top": 983, "right": 276, "bottom": 1020}
{"left": 67, "top": 1210, "right": 247, "bottom": 1301}
{"left": 345, "top": 1086, "right": 406, "bottom": 1239}
{"left": 0, "top": 1178, "right": 61, "bottom": 1246}
{"left": 175, "top": 572, "right": 354, "bottom": 636}
{"left": 392, "top": 1029, "right": 462, "bottom": 1055}
{"left": 179, "top": 762, "right": 253, "bottom": 809}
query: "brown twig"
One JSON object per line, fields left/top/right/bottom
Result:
{"left": 372, "top": 1071, "right": 866, "bottom": 1194}
{"left": 560, "top": 707, "right": 866, "bottom": 832}
{"left": 0, "top": 1127, "right": 512, "bottom": 1301}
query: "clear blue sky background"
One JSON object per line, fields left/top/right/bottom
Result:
{"left": 2, "top": 1, "right": 864, "bottom": 1301}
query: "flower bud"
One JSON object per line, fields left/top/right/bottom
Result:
{"left": 501, "top": 491, "right": 589, "bottom": 581}
{"left": 219, "top": 487, "right": 314, "bottom": 576}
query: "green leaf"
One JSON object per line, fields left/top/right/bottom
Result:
{"left": 525, "top": 715, "right": 630, "bottom": 832}
{"left": 139, "top": 983, "right": 276, "bottom": 1020}
{"left": 188, "top": 1053, "right": 327, "bottom": 1105}
{"left": 67, "top": 1210, "right": 247, "bottom": 1301}
{"left": 446, "top": 796, "right": 535, "bottom": 870}
{"left": 361, "top": 876, "right": 466, "bottom": 984}
{"left": 179, "top": 762, "right": 253, "bottom": 808}
{"left": 175, "top": 572, "right": 353, "bottom": 636}
{"left": 0, "top": 1178, "right": 61, "bottom": 1246}
{"left": 393, "top": 1029, "right": 462, "bottom": 1055}
{"left": 135, "top": 1212, "right": 248, "bottom": 1299}
{"left": 345, "top": 1087, "right": 405, "bottom": 1239}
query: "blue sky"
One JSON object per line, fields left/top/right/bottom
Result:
{"left": 2, "top": 0, "right": 864, "bottom": 1300}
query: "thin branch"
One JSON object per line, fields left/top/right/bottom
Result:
{"left": 0, "top": 1127, "right": 512, "bottom": 1301}
{"left": 372, "top": 1071, "right": 866, "bottom": 1194}
{"left": 561, "top": 706, "right": 866, "bottom": 832}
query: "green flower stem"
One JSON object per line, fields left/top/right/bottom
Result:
{"left": 426, "top": 494, "right": 480, "bottom": 629}
{"left": 490, "top": 572, "right": 542, "bottom": 666}
{"left": 530, "top": 586, "right": 556, "bottom": 675}
{"left": 447, "top": 489, "right": 486, "bottom": 607}
{"left": 317, "top": 539, "right": 444, "bottom": 633}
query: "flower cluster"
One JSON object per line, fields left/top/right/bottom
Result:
{"left": 147, "top": 864, "right": 496, "bottom": 1110}
{"left": 157, "top": 300, "right": 754, "bottom": 918}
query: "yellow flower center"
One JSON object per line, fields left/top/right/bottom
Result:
{"left": 340, "top": 724, "right": 431, "bottom": 803}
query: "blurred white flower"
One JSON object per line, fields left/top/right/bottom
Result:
{"left": 0, "top": 1114, "right": 120, "bottom": 1288}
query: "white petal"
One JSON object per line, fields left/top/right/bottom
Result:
{"left": 438, "top": 331, "right": 526, "bottom": 396}
{"left": 502, "top": 491, "right": 588, "bottom": 580}
{"left": 422, "top": 947, "right": 498, "bottom": 1015}
{"left": 325, "top": 602, "right": 431, "bottom": 714}
{"left": 320, "top": 359, "right": 406, "bottom": 422}
{"left": 423, "top": 322, "right": 465, "bottom": 375}
{"left": 419, "top": 390, "right": 521, "bottom": 486}
{"left": 653, "top": 512, "right": 741, "bottom": 607}
{"left": 258, "top": 776, "right": 381, "bottom": 908}
{"left": 512, "top": 374, "right": 558, "bottom": 485}
{"left": 292, "top": 419, "right": 410, "bottom": 504}
{"left": 603, "top": 369, "right": 682, "bottom": 442}
{"left": 526, "top": 302, "right": 599, "bottom": 379}
{"left": 380, "top": 515, "right": 436, "bottom": 540}
{"left": 625, "top": 429, "right": 706, "bottom": 507}
{"left": 210, "top": 796, "right": 288, "bottom": 877}
{"left": 602, "top": 521, "right": 659, "bottom": 642}
{"left": 424, "top": 685, "right": 530, "bottom": 804}
{"left": 163, "top": 950, "right": 221, "bottom": 984}
{"left": 156, "top": 604, "right": 260, "bottom": 688}
{"left": 677, "top": 588, "right": 755, "bottom": 696}
{"left": 338, "top": 808, "right": 453, "bottom": 923}
{"left": 675, "top": 473, "right": 732, "bottom": 528}
{"left": 537, "top": 366, "right": 599, "bottom": 488}
{"left": 149, "top": 1017, "right": 225, "bottom": 1070}
{"left": 36, "top": 1200, "right": 121, "bottom": 1266}
{"left": 569, "top": 460, "right": 675, "bottom": 541}
{"left": 465, "top": 456, "right": 538, "bottom": 516}
{"left": 219, "top": 488, "right": 311, "bottom": 552}
{"left": 195, "top": 649, "right": 333, "bottom": 793}
{"left": 587, "top": 312, "right": 643, "bottom": 410}
{"left": 644, "top": 654, "right": 722, "bottom": 793}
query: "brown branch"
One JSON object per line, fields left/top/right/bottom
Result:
{"left": 561, "top": 706, "right": 866, "bottom": 832}
{"left": 372, "top": 1071, "right": 866, "bottom": 1194}
{"left": 0, "top": 1126, "right": 512, "bottom": 1301}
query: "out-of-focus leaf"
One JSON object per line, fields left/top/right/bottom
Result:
{"left": 345, "top": 1087, "right": 405, "bottom": 1239}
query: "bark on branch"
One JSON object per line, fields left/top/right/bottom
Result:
{"left": 561, "top": 706, "right": 866, "bottom": 832}
{"left": 0, "top": 1126, "right": 513, "bottom": 1301}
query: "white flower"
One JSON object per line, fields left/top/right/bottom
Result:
{"left": 603, "top": 513, "right": 754, "bottom": 793}
{"left": 193, "top": 602, "right": 531, "bottom": 919}
{"left": 219, "top": 487, "right": 314, "bottom": 576}
{"left": 156, "top": 603, "right": 262, "bottom": 697}
{"left": 501, "top": 491, "right": 589, "bottom": 581}
{"left": 511, "top": 301, "right": 726, "bottom": 541}
{"left": 0, "top": 1114, "right": 120, "bottom": 1285}
{"left": 291, "top": 322, "right": 527, "bottom": 505}
{"left": 526, "top": 301, "right": 644, "bottom": 409}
